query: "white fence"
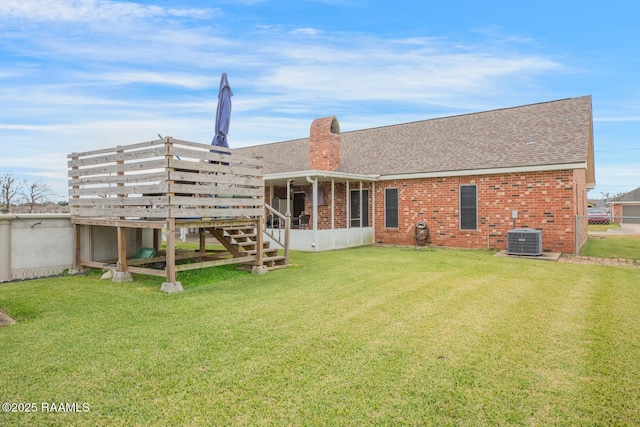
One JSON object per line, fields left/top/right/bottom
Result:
{"left": 0, "top": 213, "right": 151, "bottom": 282}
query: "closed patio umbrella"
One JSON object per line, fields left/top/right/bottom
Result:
{"left": 212, "top": 72, "right": 233, "bottom": 149}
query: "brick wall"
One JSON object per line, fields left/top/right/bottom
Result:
{"left": 374, "top": 169, "right": 586, "bottom": 253}
{"left": 309, "top": 117, "right": 340, "bottom": 172}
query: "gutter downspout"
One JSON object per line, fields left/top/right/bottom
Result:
{"left": 306, "top": 176, "right": 319, "bottom": 252}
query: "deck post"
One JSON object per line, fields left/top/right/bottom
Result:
{"left": 113, "top": 225, "right": 133, "bottom": 282}
{"left": 252, "top": 216, "right": 267, "bottom": 274}
{"left": 161, "top": 217, "right": 183, "bottom": 292}
{"left": 199, "top": 228, "right": 206, "bottom": 254}
{"left": 160, "top": 138, "right": 183, "bottom": 293}
{"left": 72, "top": 223, "right": 81, "bottom": 273}
{"left": 256, "top": 216, "right": 264, "bottom": 265}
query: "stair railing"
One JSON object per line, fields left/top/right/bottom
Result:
{"left": 264, "top": 203, "right": 290, "bottom": 264}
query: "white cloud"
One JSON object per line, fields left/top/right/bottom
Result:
{"left": 0, "top": 0, "right": 214, "bottom": 23}
{"left": 82, "top": 71, "right": 215, "bottom": 90}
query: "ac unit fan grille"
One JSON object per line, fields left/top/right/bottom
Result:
{"left": 507, "top": 229, "right": 542, "bottom": 256}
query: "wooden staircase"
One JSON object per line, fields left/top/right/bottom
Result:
{"left": 207, "top": 225, "right": 288, "bottom": 271}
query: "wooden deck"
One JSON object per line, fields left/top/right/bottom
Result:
{"left": 67, "top": 137, "right": 284, "bottom": 290}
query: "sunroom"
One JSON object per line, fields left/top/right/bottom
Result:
{"left": 263, "top": 170, "right": 378, "bottom": 252}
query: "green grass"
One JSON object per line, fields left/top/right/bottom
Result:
{"left": 581, "top": 235, "right": 640, "bottom": 260}
{"left": 1, "top": 246, "right": 640, "bottom": 426}
{"left": 588, "top": 222, "right": 621, "bottom": 232}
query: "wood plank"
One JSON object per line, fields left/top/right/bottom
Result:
{"left": 169, "top": 160, "right": 261, "bottom": 175}
{"left": 71, "top": 206, "right": 169, "bottom": 217}
{"left": 255, "top": 215, "right": 264, "bottom": 267}
{"left": 171, "top": 196, "right": 263, "bottom": 207}
{"left": 169, "top": 139, "right": 231, "bottom": 153}
{"left": 125, "top": 266, "right": 167, "bottom": 277}
{"left": 167, "top": 148, "right": 263, "bottom": 168}
{"left": 166, "top": 218, "right": 176, "bottom": 283}
{"left": 67, "top": 146, "right": 167, "bottom": 167}
{"left": 70, "top": 182, "right": 168, "bottom": 197}
{"left": 126, "top": 250, "right": 228, "bottom": 266}
{"left": 68, "top": 171, "right": 167, "bottom": 186}
{"left": 116, "top": 226, "right": 127, "bottom": 272}
{"left": 67, "top": 159, "right": 168, "bottom": 178}
{"left": 169, "top": 167, "right": 264, "bottom": 183}
{"left": 168, "top": 183, "right": 263, "bottom": 197}
{"left": 71, "top": 218, "right": 166, "bottom": 228}
{"left": 71, "top": 196, "right": 169, "bottom": 206}
{"left": 174, "top": 255, "right": 257, "bottom": 272}
{"left": 175, "top": 218, "right": 255, "bottom": 228}
{"left": 79, "top": 260, "right": 117, "bottom": 269}
{"left": 67, "top": 139, "right": 164, "bottom": 158}
{"left": 170, "top": 207, "right": 264, "bottom": 218}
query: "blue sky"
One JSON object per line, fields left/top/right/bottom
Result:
{"left": 1, "top": 0, "right": 638, "bottom": 202}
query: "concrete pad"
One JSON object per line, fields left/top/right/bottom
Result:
{"left": 161, "top": 282, "right": 184, "bottom": 293}
{"left": 251, "top": 265, "right": 269, "bottom": 275}
{"left": 112, "top": 271, "right": 134, "bottom": 283}
{"left": 494, "top": 250, "right": 561, "bottom": 262}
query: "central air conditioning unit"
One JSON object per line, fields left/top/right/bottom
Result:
{"left": 507, "top": 228, "right": 542, "bottom": 256}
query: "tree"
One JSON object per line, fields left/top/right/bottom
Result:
{"left": 0, "top": 173, "right": 25, "bottom": 212}
{"left": 21, "top": 181, "right": 55, "bottom": 213}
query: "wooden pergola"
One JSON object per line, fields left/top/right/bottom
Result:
{"left": 68, "top": 137, "right": 277, "bottom": 292}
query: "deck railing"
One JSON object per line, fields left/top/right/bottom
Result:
{"left": 264, "top": 203, "right": 290, "bottom": 263}
{"left": 68, "top": 137, "right": 264, "bottom": 220}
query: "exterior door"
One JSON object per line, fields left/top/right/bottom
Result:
{"left": 293, "top": 192, "right": 305, "bottom": 218}
{"left": 350, "top": 190, "right": 369, "bottom": 227}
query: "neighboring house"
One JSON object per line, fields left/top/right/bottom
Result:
{"left": 237, "top": 96, "right": 595, "bottom": 254}
{"left": 588, "top": 199, "right": 606, "bottom": 209}
{"left": 608, "top": 187, "right": 640, "bottom": 224}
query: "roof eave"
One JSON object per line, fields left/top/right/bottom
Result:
{"left": 378, "top": 162, "right": 589, "bottom": 181}
{"left": 265, "top": 170, "right": 379, "bottom": 186}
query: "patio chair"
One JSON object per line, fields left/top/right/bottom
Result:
{"left": 297, "top": 214, "right": 310, "bottom": 229}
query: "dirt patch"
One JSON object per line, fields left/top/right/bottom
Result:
{"left": 0, "top": 308, "right": 17, "bottom": 326}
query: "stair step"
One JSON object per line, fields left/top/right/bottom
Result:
{"left": 247, "top": 248, "right": 279, "bottom": 256}
{"left": 223, "top": 226, "right": 256, "bottom": 232}
{"left": 226, "top": 234, "right": 257, "bottom": 242}
{"left": 240, "top": 255, "right": 287, "bottom": 266}
{"left": 236, "top": 241, "right": 270, "bottom": 248}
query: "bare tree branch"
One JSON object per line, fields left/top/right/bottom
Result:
{"left": 21, "top": 181, "right": 55, "bottom": 213}
{"left": 1, "top": 173, "right": 26, "bottom": 212}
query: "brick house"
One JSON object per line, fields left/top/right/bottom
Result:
{"left": 608, "top": 187, "right": 640, "bottom": 224}
{"left": 237, "top": 96, "right": 595, "bottom": 253}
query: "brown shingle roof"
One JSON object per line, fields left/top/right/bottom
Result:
{"left": 236, "top": 96, "right": 593, "bottom": 177}
{"left": 610, "top": 187, "right": 640, "bottom": 202}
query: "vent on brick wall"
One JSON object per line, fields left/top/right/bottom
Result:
{"left": 507, "top": 228, "right": 542, "bottom": 256}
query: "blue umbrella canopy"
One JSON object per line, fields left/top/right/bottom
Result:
{"left": 211, "top": 72, "right": 233, "bottom": 148}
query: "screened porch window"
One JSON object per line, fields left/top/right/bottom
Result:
{"left": 350, "top": 189, "right": 369, "bottom": 227}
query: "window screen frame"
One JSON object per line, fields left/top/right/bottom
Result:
{"left": 459, "top": 184, "right": 478, "bottom": 230}
{"left": 384, "top": 187, "right": 399, "bottom": 229}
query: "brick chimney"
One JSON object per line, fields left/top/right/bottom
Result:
{"left": 309, "top": 116, "right": 341, "bottom": 171}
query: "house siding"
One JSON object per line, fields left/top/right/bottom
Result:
{"left": 374, "top": 169, "right": 585, "bottom": 253}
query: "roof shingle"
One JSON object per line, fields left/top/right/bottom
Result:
{"left": 236, "top": 96, "right": 593, "bottom": 178}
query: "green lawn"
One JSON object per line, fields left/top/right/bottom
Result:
{"left": 581, "top": 235, "right": 640, "bottom": 260}
{"left": 588, "top": 222, "right": 621, "bottom": 232}
{"left": 1, "top": 246, "right": 640, "bottom": 426}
